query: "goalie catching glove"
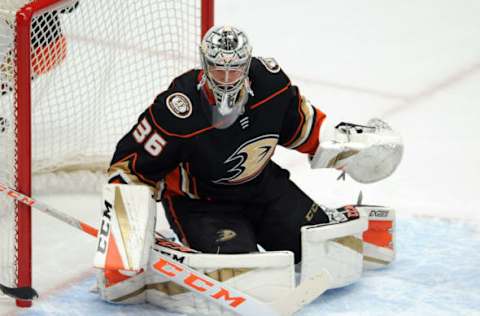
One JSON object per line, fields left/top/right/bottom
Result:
{"left": 310, "top": 118, "right": 403, "bottom": 183}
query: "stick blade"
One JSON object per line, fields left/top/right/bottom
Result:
{"left": 0, "top": 283, "right": 39, "bottom": 301}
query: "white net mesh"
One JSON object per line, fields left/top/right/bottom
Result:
{"left": 0, "top": 0, "right": 21, "bottom": 290}
{"left": 1, "top": 0, "right": 206, "bottom": 290}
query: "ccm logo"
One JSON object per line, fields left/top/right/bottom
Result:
{"left": 96, "top": 201, "right": 112, "bottom": 254}
{"left": 159, "top": 250, "right": 186, "bottom": 264}
{"left": 153, "top": 258, "right": 246, "bottom": 308}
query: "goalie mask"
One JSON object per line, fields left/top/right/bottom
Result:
{"left": 199, "top": 25, "right": 253, "bottom": 129}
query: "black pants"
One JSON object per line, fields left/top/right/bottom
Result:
{"left": 162, "top": 166, "right": 329, "bottom": 263}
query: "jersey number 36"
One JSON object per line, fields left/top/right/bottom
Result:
{"left": 133, "top": 118, "right": 167, "bottom": 157}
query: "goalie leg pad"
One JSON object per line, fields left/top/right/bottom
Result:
{"left": 301, "top": 215, "right": 368, "bottom": 289}
{"left": 94, "top": 184, "right": 156, "bottom": 272}
{"left": 96, "top": 269, "right": 146, "bottom": 304}
{"left": 359, "top": 206, "right": 396, "bottom": 270}
{"left": 146, "top": 243, "right": 295, "bottom": 316}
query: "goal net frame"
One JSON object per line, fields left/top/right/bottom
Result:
{"left": 1, "top": 0, "right": 214, "bottom": 307}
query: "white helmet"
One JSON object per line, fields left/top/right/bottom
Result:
{"left": 199, "top": 25, "right": 253, "bottom": 129}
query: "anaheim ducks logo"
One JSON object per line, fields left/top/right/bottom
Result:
{"left": 215, "top": 229, "right": 237, "bottom": 243}
{"left": 214, "top": 134, "right": 279, "bottom": 185}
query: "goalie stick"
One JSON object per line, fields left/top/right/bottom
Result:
{"left": 0, "top": 183, "right": 330, "bottom": 315}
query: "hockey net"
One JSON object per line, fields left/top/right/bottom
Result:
{"left": 0, "top": 0, "right": 213, "bottom": 306}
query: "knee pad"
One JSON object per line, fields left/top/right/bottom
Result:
{"left": 301, "top": 214, "right": 368, "bottom": 289}
{"left": 359, "top": 206, "right": 396, "bottom": 270}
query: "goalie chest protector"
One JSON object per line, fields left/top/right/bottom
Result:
{"left": 110, "top": 57, "right": 318, "bottom": 202}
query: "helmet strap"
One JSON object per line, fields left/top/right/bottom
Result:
{"left": 244, "top": 78, "right": 254, "bottom": 97}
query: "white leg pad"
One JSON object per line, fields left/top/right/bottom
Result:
{"left": 94, "top": 184, "right": 156, "bottom": 272}
{"left": 95, "top": 246, "right": 296, "bottom": 315}
{"left": 146, "top": 245, "right": 295, "bottom": 316}
{"left": 358, "top": 206, "right": 396, "bottom": 270}
{"left": 301, "top": 216, "right": 368, "bottom": 289}
{"left": 96, "top": 270, "right": 146, "bottom": 304}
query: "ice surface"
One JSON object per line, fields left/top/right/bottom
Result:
{"left": 15, "top": 218, "right": 480, "bottom": 316}
{"left": 304, "top": 218, "right": 480, "bottom": 316}
{"left": 2, "top": 0, "right": 480, "bottom": 315}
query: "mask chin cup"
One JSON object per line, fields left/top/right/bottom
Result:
{"left": 210, "top": 87, "right": 248, "bottom": 130}
{"left": 218, "top": 93, "right": 235, "bottom": 116}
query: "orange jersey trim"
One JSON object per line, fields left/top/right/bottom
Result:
{"left": 249, "top": 82, "right": 291, "bottom": 110}
{"left": 164, "top": 195, "right": 190, "bottom": 246}
{"left": 295, "top": 109, "right": 326, "bottom": 155}
{"left": 185, "top": 162, "right": 199, "bottom": 197}
{"left": 164, "top": 167, "right": 184, "bottom": 197}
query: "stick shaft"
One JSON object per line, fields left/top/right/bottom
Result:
{"left": 0, "top": 182, "right": 98, "bottom": 237}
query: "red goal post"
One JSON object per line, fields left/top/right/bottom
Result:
{"left": 0, "top": 0, "right": 214, "bottom": 307}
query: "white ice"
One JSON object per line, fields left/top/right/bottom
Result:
{"left": 2, "top": 0, "right": 480, "bottom": 315}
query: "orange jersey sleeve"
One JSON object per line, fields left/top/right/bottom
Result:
{"left": 280, "top": 87, "right": 326, "bottom": 155}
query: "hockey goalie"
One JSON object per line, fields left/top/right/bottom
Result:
{"left": 94, "top": 25, "right": 403, "bottom": 315}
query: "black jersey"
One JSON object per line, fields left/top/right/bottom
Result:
{"left": 109, "top": 57, "right": 326, "bottom": 202}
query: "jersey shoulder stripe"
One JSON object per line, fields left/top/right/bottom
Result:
{"left": 148, "top": 70, "right": 215, "bottom": 138}
{"left": 248, "top": 57, "right": 291, "bottom": 105}
{"left": 249, "top": 82, "right": 291, "bottom": 110}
